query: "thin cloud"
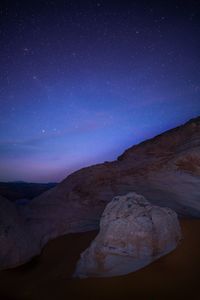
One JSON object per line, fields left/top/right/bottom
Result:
{"left": 0, "top": 113, "right": 115, "bottom": 150}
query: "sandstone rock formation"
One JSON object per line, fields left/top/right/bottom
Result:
{"left": 26, "top": 117, "right": 200, "bottom": 249}
{"left": 0, "top": 195, "right": 40, "bottom": 270}
{"left": 1, "top": 116, "right": 199, "bottom": 270}
{"left": 74, "top": 192, "right": 182, "bottom": 278}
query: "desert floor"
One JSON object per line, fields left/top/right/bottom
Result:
{"left": 0, "top": 219, "right": 199, "bottom": 300}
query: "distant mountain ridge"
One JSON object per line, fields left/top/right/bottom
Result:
{"left": 0, "top": 181, "right": 57, "bottom": 202}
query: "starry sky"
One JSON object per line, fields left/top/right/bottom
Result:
{"left": 0, "top": 0, "right": 200, "bottom": 183}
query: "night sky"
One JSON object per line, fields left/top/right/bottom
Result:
{"left": 0, "top": 0, "right": 200, "bottom": 182}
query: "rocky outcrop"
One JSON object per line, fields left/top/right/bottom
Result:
{"left": 0, "top": 195, "right": 40, "bottom": 270}
{"left": 1, "top": 117, "right": 199, "bottom": 270}
{"left": 25, "top": 117, "right": 200, "bottom": 249}
{"left": 74, "top": 192, "right": 182, "bottom": 278}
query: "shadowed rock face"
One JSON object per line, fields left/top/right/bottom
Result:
{"left": 0, "top": 196, "right": 40, "bottom": 270}
{"left": 26, "top": 117, "right": 200, "bottom": 247}
{"left": 74, "top": 192, "right": 182, "bottom": 278}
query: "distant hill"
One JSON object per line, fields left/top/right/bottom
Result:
{"left": 0, "top": 181, "right": 57, "bottom": 202}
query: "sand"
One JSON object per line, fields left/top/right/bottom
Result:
{"left": 0, "top": 219, "right": 199, "bottom": 300}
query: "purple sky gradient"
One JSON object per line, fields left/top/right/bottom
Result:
{"left": 0, "top": 0, "right": 200, "bottom": 182}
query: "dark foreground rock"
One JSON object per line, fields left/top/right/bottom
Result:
{"left": 0, "top": 195, "right": 40, "bottom": 270}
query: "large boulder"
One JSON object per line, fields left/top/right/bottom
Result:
{"left": 74, "top": 192, "right": 182, "bottom": 278}
{"left": 0, "top": 195, "right": 40, "bottom": 270}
